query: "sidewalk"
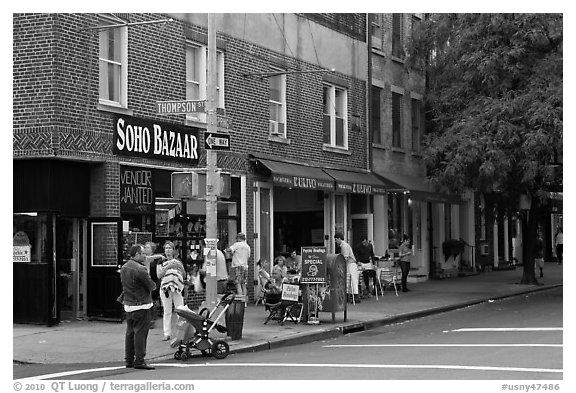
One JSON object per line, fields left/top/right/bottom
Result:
{"left": 13, "top": 263, "right": 562, "bottom": 365}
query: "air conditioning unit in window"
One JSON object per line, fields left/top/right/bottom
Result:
{"left": 269, "top": 121, "right": 281, "bottom": 135}
{"left": 480, "top": 244, "right": 489, "bottom": 255}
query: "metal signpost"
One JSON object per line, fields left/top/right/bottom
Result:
{"left": 204, "top": 13, "right": 219, "bottom": 309}
{"left": 161, "top": 14, "right": 227, "bottom": 309}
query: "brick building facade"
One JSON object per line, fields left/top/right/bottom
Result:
{"left": 13, "top": 13, "right": 382, "bottom": 325}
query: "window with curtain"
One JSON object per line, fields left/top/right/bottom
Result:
{"left": 185, "top": 44, "right": 225, "bottom": 121}
{"left": 98, "top": 17, "right": 127, "bottom": 107}
{"left": 269, "top": 72, "right": 286, "bottom": 137}
{"left": 323, "top": 84, "right": 348, "bottom": 148}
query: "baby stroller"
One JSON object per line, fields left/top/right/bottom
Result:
{"left": 173, "top": 292, "right": 235, "bottom": 360}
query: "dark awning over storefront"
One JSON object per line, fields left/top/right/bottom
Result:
{"left": 376, "top": 172, "right": 463, "bottom": 204}
{"left": 255, "top": 158, "right": 335, "bottom": 191}
{"left": 323, "top": 169, "right": 388, "bottom": 195}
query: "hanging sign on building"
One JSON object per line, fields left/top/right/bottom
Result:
{"left": 334, "top": 182, "right": 387, "bottom": 195}
{"left": 300, "top": 246, "right": 327, "bottom": 284}
{"left": 113, "top": 115, "right": 200, "bottom": 164}
{"left": 120, "top": 166, "right": 155, "bottom": 214}
{"left": 272, "top": 175, "right": 334, "bottom": 191}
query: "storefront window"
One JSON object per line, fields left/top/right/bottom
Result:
{"left": 388, "top": 193, "right": 402, "bottom": 249}
{"left": 13, "top": 213, "right": 51, "bottom": 264}
{"left": 153, "top": 198, "right": 238, "bottom": 263}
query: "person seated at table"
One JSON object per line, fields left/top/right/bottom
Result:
{"left": 285, "top": 249, "right": 302, "bottom": 274}
{"left": 263, "top": 265, "right": 287, "bottom": 304}
{"left": 354, "top": 236, "right": 377, "bottom": 297}
{"left": 272, "top": 255, "right": 288, "bottom": 278}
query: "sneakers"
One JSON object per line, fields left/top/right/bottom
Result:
{"left": 162, "top": 335, "right": 171, "bottom": 341}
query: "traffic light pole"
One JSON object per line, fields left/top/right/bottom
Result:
{"left": 204, "top": 13, "right": 218, "bottom": 309}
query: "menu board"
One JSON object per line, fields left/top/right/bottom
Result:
{"left": 300, "top": 246, "right": 327, "bottom": 284}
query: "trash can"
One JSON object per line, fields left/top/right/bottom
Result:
{"left": 225, "top": 295, "right": 245, "bottom": 340}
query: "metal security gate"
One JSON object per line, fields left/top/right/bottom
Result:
{"left": 86, "top": 218, "right": 123, "bottom": 321}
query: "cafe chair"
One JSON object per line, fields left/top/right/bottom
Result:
{"left": 378, "top": 268, "right": 398, "bottom": 296}
{"left": 255, "top": 269, "right": 270, "bottom": 306}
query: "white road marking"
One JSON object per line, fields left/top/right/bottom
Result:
{"left": 446, "top": 327, "right": 563, "bottom": 332}
{"left": 20, "top": 361, "right": 562, "bottom": 380}
{"left": 323, "top": 344, "right": 562, "bottom": 348}
{"left": 18, "top": 366, "right": 125, "bottom": 380}
{"left": 160, "top": 362, "right": 562, "bottom": 374}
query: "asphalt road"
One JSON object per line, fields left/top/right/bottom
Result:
{"left": 14, "top": 287, "right": 563, "bottom": 382}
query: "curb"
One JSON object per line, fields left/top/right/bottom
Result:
{"left": 232, "top": 284, "right": 563, "bottom": 355}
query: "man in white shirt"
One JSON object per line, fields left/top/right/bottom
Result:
{"left": 226, "top": 232, "right": 251, "bottom": 297}
{"left": 335, "top": 232, "right": 360, "bottom": 303}
{"left": 200, "top": 247, "right": 229, "bottom": 294}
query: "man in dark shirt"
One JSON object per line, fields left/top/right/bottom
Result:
{"left": 118, "top": 244, "right": 157, "bottom": 370}
{"left": 354, "top": 237, "right": 377, "bottom": 297}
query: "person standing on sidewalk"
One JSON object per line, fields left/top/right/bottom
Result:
{"left": 554, "top": 227, "right": 563, "bottom": 265}
{"left": 335, "top": 232, "right": 360, "bottom": 303}
{"left": 158, "top": 241, "right": 186, "bottom": 341}
{"left": 200, "top": 246, "right": 229, "bottom": 295}
{"left": 118, "top": 244, "right": 157, "bottom": 370}
{"left": 535, "top": 232, "right": 545, "bottom": 278}
{"left": 226, "top": 232, "right": 251, "bottom": 299}
{"left": 398, "top": 234, "right": 412, "bottom": 293}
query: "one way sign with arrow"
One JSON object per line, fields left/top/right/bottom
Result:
{"left": 204, "top": 132, "right": 231, "bottom": 150}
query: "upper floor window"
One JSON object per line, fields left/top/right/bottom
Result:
{"left": 269, "top": 71, "right": 286, "bottom": 137}
{"left": 185, "top": 43, "right": 225, "bottom": 122}
{"left": 392, "top": 13, "right": 403, "bottom": 58}
{"left": 411, "top": 98, "right": 422, "bottom": 152}
{"left": 371, "top": 85, "right": 382, "bottom": 144}
{"left": 370, "top": 14, "right": 382, "bottom": 49}
{"left": 323, "top": 84, "right": 348, "bottom": 149}
{"left": 392, "top": 91, "right": 402, "bottom": 148}
{"left": 98, "top": 16, "right": 128, "bottom": 107}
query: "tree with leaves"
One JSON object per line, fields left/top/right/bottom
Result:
{"left": 406, "top": 14, "right": 562, "bottom": 284}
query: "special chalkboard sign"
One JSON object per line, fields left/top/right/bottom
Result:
{"left": 120, "top": 165, "right": 154, "bottom": 214}
{"left": 301, "top": 246, "right": 327, "bottom": 284}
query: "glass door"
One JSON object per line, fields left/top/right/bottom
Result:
{"left": 254, "top": 183, "right": 272, "bottom": 274}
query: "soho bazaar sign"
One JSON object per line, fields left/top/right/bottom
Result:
{"left": 113, "top": 115, "right": 200, "bottom": 164}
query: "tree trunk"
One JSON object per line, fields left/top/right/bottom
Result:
{"left": 519, "top": 199, "right": 542, "bottom": 285}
